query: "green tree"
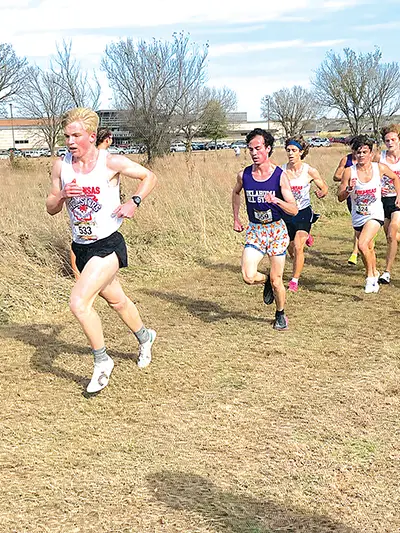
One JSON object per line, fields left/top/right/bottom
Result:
{"left": 199, "top": 100, "right": 229, "bottom": 144}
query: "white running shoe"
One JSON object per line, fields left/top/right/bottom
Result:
{"left": 378, "top": 271, "right": 391, "bottom": 284}
{"left": 86, "top": 356, "right": 114, "bottom": 393}
{"left": 137, "top": 329, "right": 157, "bottom": 369}
{"left": 365, "top": 277, "right": 379, "bottom": 294}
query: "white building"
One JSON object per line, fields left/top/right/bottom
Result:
{"left": 0, "top": 118, "right": 49, "bottom": 151}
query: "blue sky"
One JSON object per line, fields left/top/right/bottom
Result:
{"left": 2, "top": 0, "right": 400, "bottom": 119}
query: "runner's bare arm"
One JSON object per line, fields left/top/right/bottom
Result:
{"left": 333, "top": 156, "right": 348, "bottom": 182}
{"left": 379, "top": 163, "right": 400, "bottom": 207}
{"left": 269, "top": 171, "right": 298, "bottom": 216}
{"left": 46, "top": 159, "right": 84, "bottom": 215}
{"left": 309, "top": 166, "right": 328, "bottom": 198}
{"left": 108, "top": 155, "right": 157, "bottom": 219}
{"left": 337, "top": 167, "right": 352, "bottom": 202}
{"left": 232, "top": 171, "right": 244, "bottom": 232}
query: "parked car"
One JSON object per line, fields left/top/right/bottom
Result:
{"left": 8, "top": 148, "right": 23, "bottom": 157}
{"left": 230, "top": 140, "right": 247, "bottom": 149}
{"left": 191, "top": 142, "right": 206, "bottom": 151}
{"left": 170, "top": 143, "right": 186, "bottom": 153}
{"left": 57, "top": 147, "right": 68, "bottom": 157}
{"left": 108, "top": 146, "right": 123, "bottom": 154}
{"left": 24, "top": 150, "right": 42, "bottom": 158}
{"left": 205, "top": 141, "right": 227, "bottom": 150}
{"left": 124, "top": 146, "right": 139, "bottom": 154}
{"left": 308, "top": 137, "right": 331, "bottom": 148}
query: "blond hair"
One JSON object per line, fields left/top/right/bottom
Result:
{"left": 61, "top": 107, "right": 99, "bottom": 133}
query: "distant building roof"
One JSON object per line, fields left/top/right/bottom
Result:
{"left": 0, "top": 118, "right": 45, "bottom": 127}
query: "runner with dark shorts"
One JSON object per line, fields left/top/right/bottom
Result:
{"left": 46, "top": 107, "right": 157, "bottom": 393}
{"left": 232, "top": 128, "right": 298, "bottom": 330}
{"left": 338, "top": 135, "right": 400, "bottom": 293}
{"left": 373, "top": 124, "right": 400, "bottom": 284}
{"left": 282, "top": 136, "right": 328, "bottom": 292}
{"left": 333, "top": 140, "right": 358, "bottom": 265}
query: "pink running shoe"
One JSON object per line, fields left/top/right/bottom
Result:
{"left": 305, "top": 234, "right": 314, "bottom": 247}
{"left": 288, "top": 279, "right": 298, "bottom": 292}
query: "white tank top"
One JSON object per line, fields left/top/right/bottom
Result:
{"left": 380, "top": 150, "right": 400, "bottom": 197}
{"left": 350, "top": 163, "right": 384, "bottom": 227}
{"left": 282, "top": 163, "right": 311, "bottom": 210}
{"left": 61, "top": 150, "right": 122, "bottom": 244}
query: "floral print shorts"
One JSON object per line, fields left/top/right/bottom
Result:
{"left": 245, "top": 219, "right": 289, "bottom": 256}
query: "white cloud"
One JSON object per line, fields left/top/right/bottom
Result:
{"left": 0, "top": 0, "right": 360, "bottom": 37}
{"left": 210, "top": 39, "right": 346, "bottom": 57}
{"left": 353, "top": 21, "right": 400, "bottom": 31}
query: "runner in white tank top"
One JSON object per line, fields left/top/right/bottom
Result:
{"left": 373, "top": 125, "right": 400, "bottom": 284}
{"left": 349, "top": 162, "right": 383, "bottom": 227}
{"left": 338, "top": 134, "right": 400, "bottom": 293}
{"left": 46, "top": 107, "right": 158, "bottom": 394}
{"left": 61, "top": 149, "right": 122, "bottom": 244}
{"left": 283, "top": 136, "right": 328, "bottom": 292}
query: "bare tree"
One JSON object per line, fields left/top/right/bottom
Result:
{"left": 0, "top": 43, "right": 27, "bottom": 103}
{"left": 205, "top": 86, "right": 237, "bottom": 113}
{"left": 312, "top": 48, "right": 382, "bottom": 135}
{"left": 261, "top": 86, "right": 317, "bottom": 137}
{"left": 51, "top": 40, "right": 101, "bottom": 109}
{"left": 17, "top": 66, "right": 69, "bottom": 154}
{"left": 366, "top": 60, "right": 400, "bottom": 139}
{"left": 101, "top": 32, "right": 208, "bottom": 162}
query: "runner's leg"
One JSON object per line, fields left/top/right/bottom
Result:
{"left": 69, "top": 253, "right": 119, "bottom": 350}
{"left": 383, "top": 212, "right": 400, "bottom": 274}
{"left": 292, "top": 230, "right": 308, "bottom": 280}
{"left": 270, "top": 255, "right": 286, "bottom": 311}
{"left": 357, "top": 220, "right": 381, "bottom": 278}
{"left": 100, "top": 277, "right": 144, "bottom": 333}
{"left": 241, "top": 247, "right": 265, "bottom": 284}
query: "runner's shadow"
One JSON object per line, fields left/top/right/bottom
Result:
{"left": 299, "top": 276, "right": 363, "bottom": 301}
{"left": 142, "top": 290, "right": 266, "bottom": 323}
{"left": 0, "top": 323, "right": 133, "bottom": 389}
{"left": 194, "top": 257, "right": 242, "bottom": 274}
{"left": 148, "top": 471, "right": 359, "bottom": 533}
{"left": 306, "top": 249, "right": 361, "bottom": 274}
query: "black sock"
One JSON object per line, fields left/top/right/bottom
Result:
{"left": 275, "top": 309, "right": 284, "bottom": 318}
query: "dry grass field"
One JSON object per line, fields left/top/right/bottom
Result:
{"left": 1, "top": 147, "right": 400, "bottom": 533}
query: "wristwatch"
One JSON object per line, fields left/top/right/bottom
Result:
{"left": 131, "top": 195, "right": 142, "bottom": 207}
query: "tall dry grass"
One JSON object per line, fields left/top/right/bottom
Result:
{"left": 0, "top": 146, "right": 349, "bottom": 323}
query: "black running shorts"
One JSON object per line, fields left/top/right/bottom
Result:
{"left": 382, "top": 196, "right": 400, "bottom": 220}
{"left": 285, "top": 206, "right": 313, "bottom": 242}
{"left": 346, "top": 196, "right": 352, "bottom": 214}
{"left": 71, "top": 231, "right": 128, "bottom": 273}
{"left": 353, "top": 219, "right": 384, "bottom": 233}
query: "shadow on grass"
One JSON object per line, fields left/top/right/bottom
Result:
{"left": 148, "top": 471, "right": 359, "bottom": 533}
{"left": 0, "top": 323, "right": 134, "bottom": 389}
{"left": 142, "top": 290, "right": 267, "bottom": 323}
{"left": 195, "top": 257, "right": 242, "bottom": 275}
{"left": 299, "top": 276, "right": 364, "bottom": 301}
{"left": 306, "top": 249, "right": 362, "bottom": 275}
